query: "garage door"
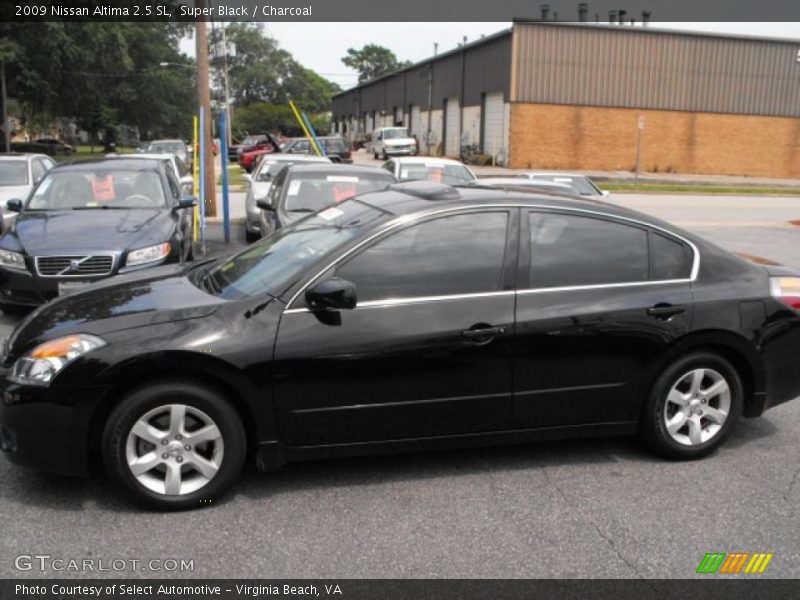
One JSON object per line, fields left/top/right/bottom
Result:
{"left": 483, "top": 92, "right": 504, "bottom": 156}
{"left": 410, "top": 105, "right": 422, "bottom": 137}
{"left": 444, "top": 97, "right": 460, "bottom": 157}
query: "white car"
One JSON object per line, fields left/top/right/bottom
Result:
{"left": 370, "top": 127, "right": 418, "bottom": 160}
{"left": 381, "top": 156, "right": 476, "bottom": 185}
{"left": 476, "top": 177, "right": 578, "bottom": 194}
{"left": 107, "top": 153, "right": 194, "bottom": 195}
{"left": 242, "top": 153, "right": 331, "bottom": 242}
{"left": 516, "top": 172, "right": 608, "bottom": 197}
{"left": 0, "top": 153, "right": 57, "bottom": 231}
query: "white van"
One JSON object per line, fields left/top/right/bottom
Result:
{"left": 370, "top": 127, "right": 418, "bottom": 160}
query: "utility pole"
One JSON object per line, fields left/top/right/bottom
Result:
{"left": 0, "top": 61, "right": 9, "bottom": 153}
{"left": 196, "top": 1, "right": 216, "bottom": 217}
{"left": 220, "top": 24, "right": 233, "bottom": 149}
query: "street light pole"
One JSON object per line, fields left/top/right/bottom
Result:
{"left": 195, "top": 3, "right": 216, "bottom": 217}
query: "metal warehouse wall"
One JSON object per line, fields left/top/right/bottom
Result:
{"left": 512, "top": 22, "right": 800, "bottom": 117}
{"left": 331, "top": 30, "right": 512, "bottom": 121}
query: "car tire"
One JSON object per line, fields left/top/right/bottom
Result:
{"left": 639, "top": 352, "right": 743, "bottom": 460}
{"left": 245, "top": 229, "right": 260, "bottom": 243}
{"left": 102, "top": 380, "right": 247, "bottom": 510}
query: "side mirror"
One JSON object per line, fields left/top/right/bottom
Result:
{"left": 256, "top": 197, "right": 275, "bottom": 211}
{"left": 305, "top": 278, "right": 357, "bottom": 311}
{"left": 173, "top": 196, "right": 196, "bottom": 212}
{"left": 6, "top": 199, "right": 22, "bottom": 213}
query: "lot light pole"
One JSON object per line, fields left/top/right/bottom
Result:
{"left": 1, "top": 61, "right": 9, "bottom": 153}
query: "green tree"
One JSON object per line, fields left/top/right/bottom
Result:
{"left": 342, "top": 45, "right": 411, "bottom": 83}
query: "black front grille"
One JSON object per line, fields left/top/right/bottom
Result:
{"left": 36, "top": 255, "right": 114, "bottom": 277}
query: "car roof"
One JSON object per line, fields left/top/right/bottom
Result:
{"left": 0, "top": 153, "right": 48, "bottom": 160}
{"left": 52, "top": 158, "right": 163, "bottom": 172}
{"left": 259, "top": 153, "right": 331, "bottom": 163}
{"left": 285, "top": 164, "right": 394, "bottom": 177}
{"left": 354, "top": 181, "right": 659, "bottom": 225}
{"left": 148, "top": 139, "right": 184, "bottom": 144}
{"left": 523, "top": 172, "right": 592, "bottom": 179}
{"left": 108, "top": 153, "right": 174, "bottom": 161}
{"left": 392, "top": 157, "right": 468, "bottom": 166}
{"left": 476, "top": 178, "right": 574, "bottom": 188}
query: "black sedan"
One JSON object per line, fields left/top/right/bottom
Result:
{"left": 1, "top": 181, "right": 799, "bottom": 510}
{"left": 0, "top": 158, "right": 195, "bottom": 307}
{"left": 256, "top": 163, "right": 395, "bottom": 238}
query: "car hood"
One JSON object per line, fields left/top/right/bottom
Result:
{"left": 0, "top": 185, "right": 31, "bottom": 204}
{"left": 8, "top": 209, "right": 175, "bottom": 254}
{"left": 6, "top": 263, "right": 224, "bottom": 355}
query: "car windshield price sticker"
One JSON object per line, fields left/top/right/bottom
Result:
{"left": 318, "top": 207, "right": 344, "bottom": 221}
{"left": 92, "top": 175, "right": 115, "bottom": 201}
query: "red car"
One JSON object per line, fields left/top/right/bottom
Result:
{"left": 239, "top": 146, "right": 276, "bottom": 172}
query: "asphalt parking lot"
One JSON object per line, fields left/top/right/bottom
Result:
{"left": 1, "top": 193, "right": 800, "bottom": 579}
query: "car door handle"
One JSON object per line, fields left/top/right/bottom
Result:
{"left": 646, "top": 304, "right": 686, "bottom": 320}
{"left": 461, "top": 325, "right": 506, "bottom": 342}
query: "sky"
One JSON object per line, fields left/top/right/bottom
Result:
{"left": 181, "top": 22, "right": 800, "bottom": 90}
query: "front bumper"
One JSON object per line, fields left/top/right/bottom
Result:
{"left": 385, "top": 147, "right": 417, "bottom": 156}
{"left": 0, "top": 267, "right": 61, "bottom": 306}
{"left": 0, "top": 377, "right": 110, "bottom": 476}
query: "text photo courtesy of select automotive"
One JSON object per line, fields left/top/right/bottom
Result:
{"left": 1, "top": 5, "right": 800, "bottom": 585}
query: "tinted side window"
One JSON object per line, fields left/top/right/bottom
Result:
{"left": 528, "top": 212, "right": 648, "bottom": 288}
{"left": 337, "top": 212, "right": 509, "bottom": 302}
{"left": 651, "top": 232, "right": 693, "bottom": 280}
{"left": 31, "top": 159, "right": 46, "bottom": 183}
{"left": 165, "top": 171, "right": 181, "bottom": 199}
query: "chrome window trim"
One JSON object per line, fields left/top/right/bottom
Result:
{"left": 283, "top": 203, "right": 700, "bottom": 312}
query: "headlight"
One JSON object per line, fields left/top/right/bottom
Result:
{"left": 0, "top": 249, "right": 26, "bottom": 271}
{"left": 8, "top": 334, "right": 106, "bottom": 386}
{"left": 126, "top": 242, "right": 171, "bottom": 267}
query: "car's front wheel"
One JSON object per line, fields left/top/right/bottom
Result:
{"left": 103, "top": 381, "right": 247, "bottom": 510}
{"left": 640, "top": 352, "right": 743, "bottom": 459}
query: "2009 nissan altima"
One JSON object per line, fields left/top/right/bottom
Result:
{"left": 1, "top": 180, "right": 799, "bottom": 510}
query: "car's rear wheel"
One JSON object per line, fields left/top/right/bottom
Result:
{"left": 103, "top": 381, "right": 246, "bottom": 510}
{"left": 245, "top": 228, "right": 260, "bottom": 243}
{"left": 640, "top": 352, "right": 743, "bottom": 459}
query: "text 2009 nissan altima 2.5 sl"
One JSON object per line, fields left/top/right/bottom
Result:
{"left": 1, "top": 181, "right": 800, "bottom": 510}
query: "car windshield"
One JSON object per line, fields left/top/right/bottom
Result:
{"left": 284, "top": 173, "right": 393, "bottom": 212}
{"left": 242, "top": 136, "right": 262, "bottom": 145}
{"left": 148, "top": 142, "right": 184, "bottom": 154}
{"left": 536, "top": 175, "right": 599, "bottom": 195}
{"left": 0, "top": 161, "right": 28, "bottom": 186}
{"left": 399, "top": 163, "right": 475, "bottom": 184}
{"left": 201, "top": 201, "right": 387, "bottom": 299}
{"left": 27, "top": 169, "right": 167, "bottom": 210}
{"left": 255, "top": 159, "right": 296, "bottom": 182}
{"left": 383, "top": 128, "right": 410, "bottom": 140}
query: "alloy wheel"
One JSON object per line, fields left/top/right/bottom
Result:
{"left": 663, "top": 368, "right": 731, "bottom": 446}
{"left": 125, "top": 404, "right": 224, "bottom": 496}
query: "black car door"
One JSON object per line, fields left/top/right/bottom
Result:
{"left": 272, "top": 208, "right": 519, "bottom": 446}
{"left": 513, "top": 209, "right": 695, "bottom": 429}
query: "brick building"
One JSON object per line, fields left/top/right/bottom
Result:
{"left": 331, "top": 22, "right": 800, "bottom": 178}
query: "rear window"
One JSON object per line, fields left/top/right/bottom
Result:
{"left": 323, "top": 138, "right": 347, "bottom": 153}
{"left": 399, "top": 164, "right": 474, "bottom": 184}
{"left": 0, "top": 161, "right": 28, "bottom": 186}
{"left": 284, "top": 173, "right": 392, "bottom": 213}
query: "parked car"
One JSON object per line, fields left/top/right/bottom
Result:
{"left": 517, "top": 172, "right": 608, "bottom": 197}
{"left": 238, "top": 144, "right": 280, "bottom": 173}
{"left": 2, "top": 180, "right": 799, "bottom": 509}
{"left": 34, "top": 138, "right": 75, "bottom": 155}
{"left": 143, "top": 140, "right": 189, "bottom": 166}
{"left": 382, "top": 156, "right": 477, "bottom": 184}
{"left": 243, "top": 153, "right": 332, "bottom": 242}
{"left": 228, "top": 134, "right": 280, "bottom": 162}
{"left": 282, "top": 136, "right": 353, "bottom": 163}
{"left": 0, "top": 153, "right": 57, "bottom": 232}
{"left": 107, "top": 153, "right": 194, "bottom": 196}
{"left": 256, "top": 164, "right": 395, "bottom": 239}
{"left": 370, "top": 127, "right": 418, "bottom": 159}
{"left": 476, "top": 177, "right": 578, "bottom": 195}
{"left": 0, "top": 158, "right": 195, "bottom": 307}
